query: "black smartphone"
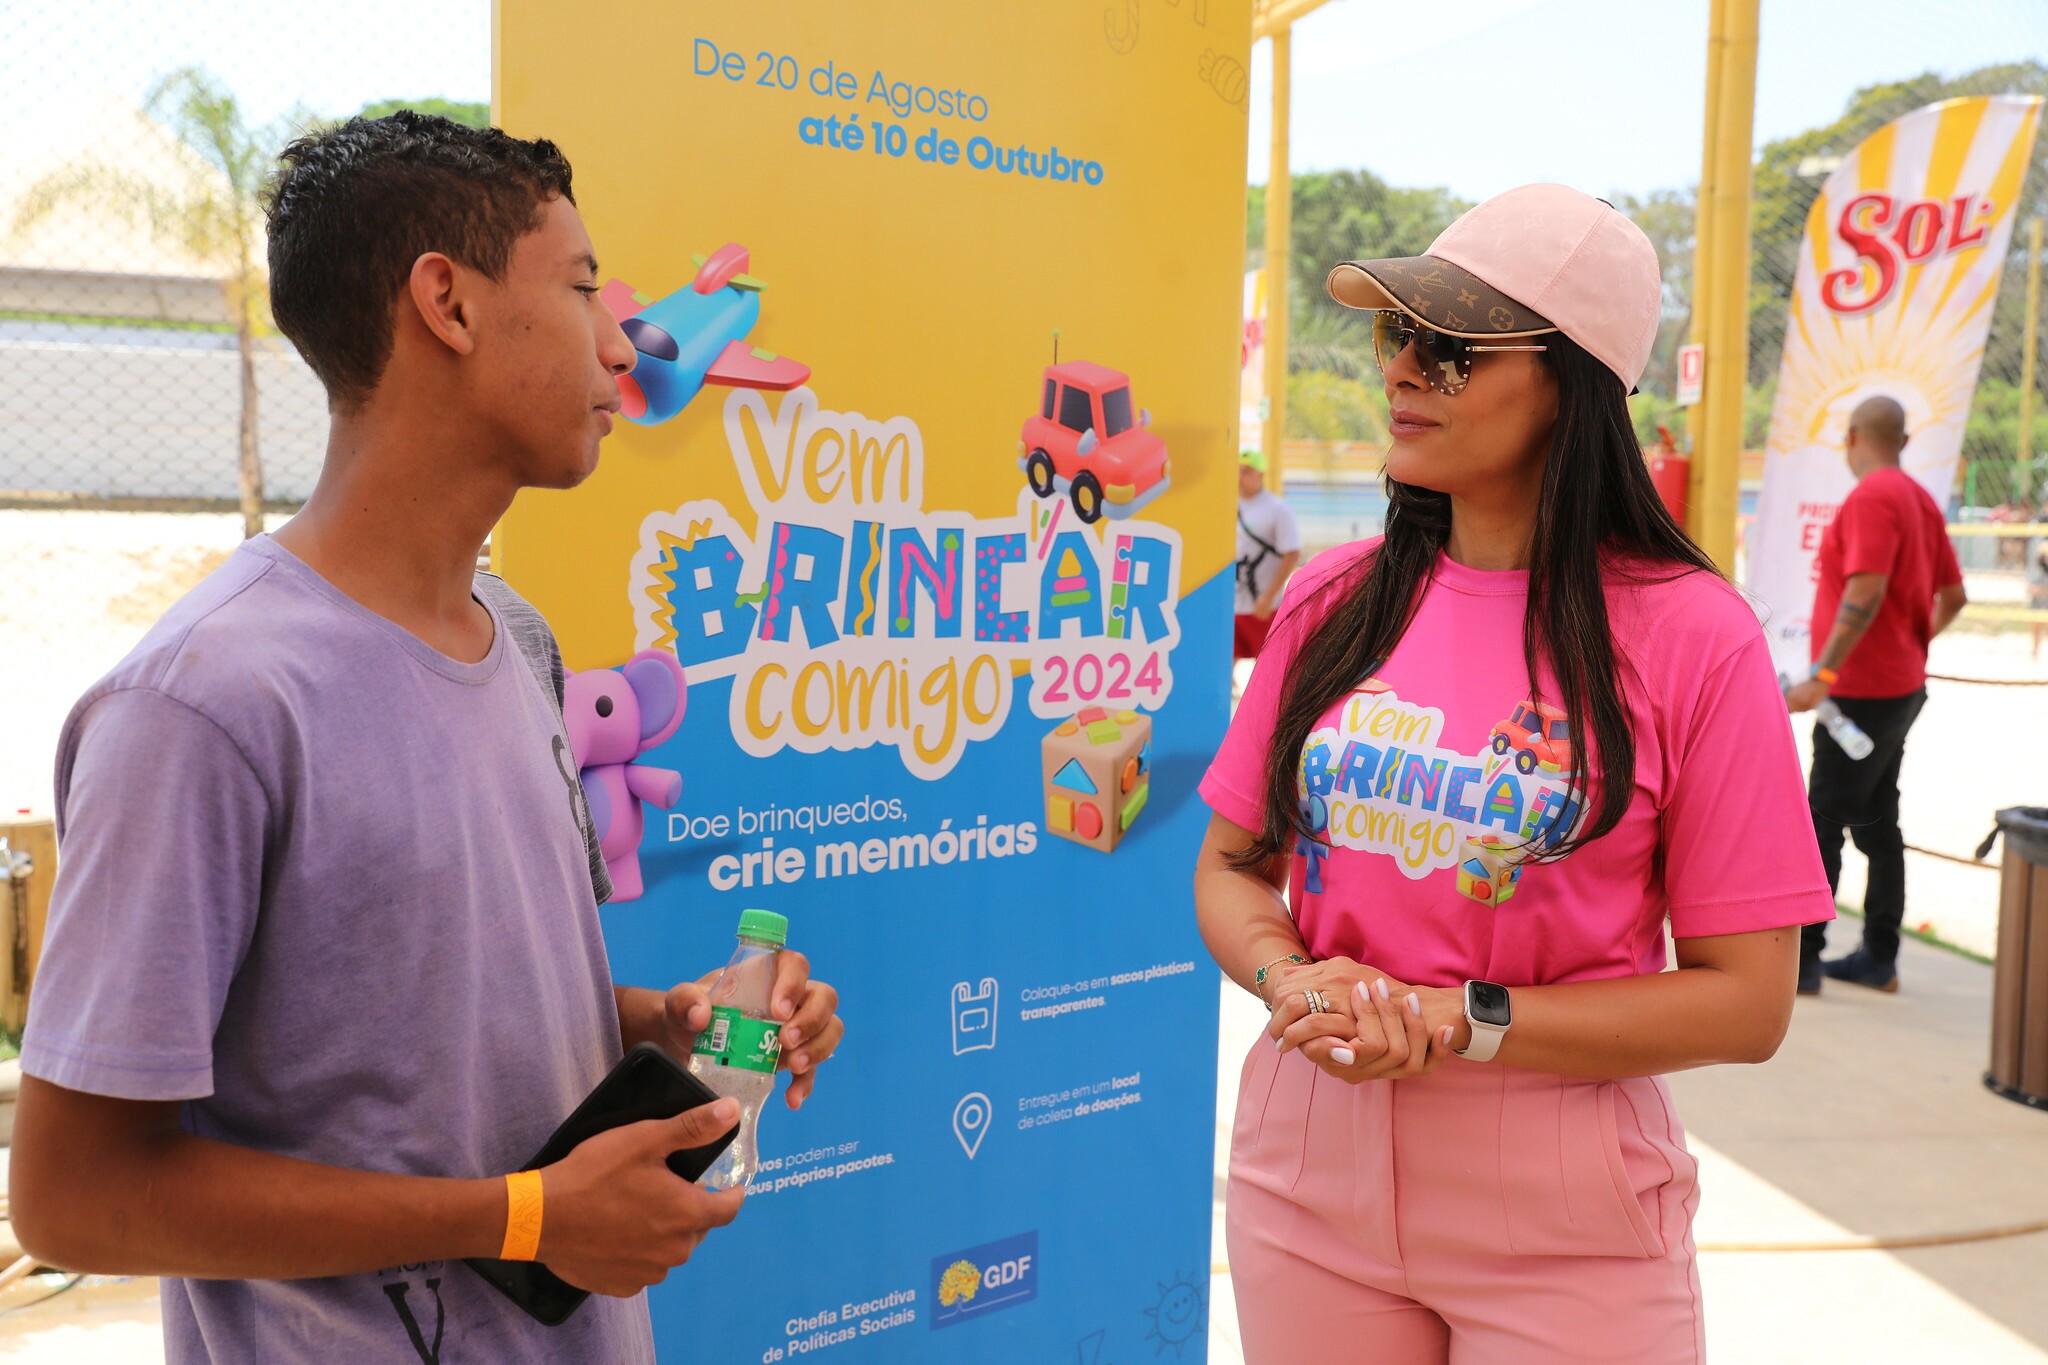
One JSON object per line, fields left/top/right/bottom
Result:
{"left": 465, "top": 1042, "right": 738, "bottom": 1326}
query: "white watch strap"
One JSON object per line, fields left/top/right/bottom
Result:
{"left": 1456, "top": 1017, "right": 1507, "bottom": 1062}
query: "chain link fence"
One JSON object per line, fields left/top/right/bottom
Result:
{"left": 0, "top": 1, "right": 490, "bottom": 810}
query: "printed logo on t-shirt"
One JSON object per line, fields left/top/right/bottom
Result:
{"left": 1296, "top": 678, "right": 1583, "bottom": 905}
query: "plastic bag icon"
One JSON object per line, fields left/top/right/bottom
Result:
{"left": 951, "top": 978, "right": 998, "bottom": 1055}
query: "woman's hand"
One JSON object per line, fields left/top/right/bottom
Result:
{"left": 1265, "top": 957, "right": 1388, "bottom": 1072}
{"left": 1267, "top": 960, "right": 1471, "bottom": 1082}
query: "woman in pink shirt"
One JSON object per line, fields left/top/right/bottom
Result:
{"left": 1195, "top": 185, "right": 1833, "bottom": 1364}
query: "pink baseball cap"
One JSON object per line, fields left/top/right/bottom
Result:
{"left": 1326, "top": 183, "right": 1662, "bottom": 393}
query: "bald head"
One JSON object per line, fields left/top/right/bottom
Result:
{"left": 1847, "top": 395, "right": 1907, "bottom": 473}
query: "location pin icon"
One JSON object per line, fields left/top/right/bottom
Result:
{"left": 953, "top": 1092, "right": 992, "bottom": 1160}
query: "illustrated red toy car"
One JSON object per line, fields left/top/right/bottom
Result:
{"left": 1019, "top": 360, "right": 1171, "bottom": 523}
{"left": 1490, "top": 699, "right": 1572, "bottom": 775}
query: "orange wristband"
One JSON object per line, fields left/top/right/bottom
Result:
{"left": 501, "top": 1170, "right": 544, "bottom": 1261}
{"left": 1813, "top": 666, "right": 1839, "bottom": 686}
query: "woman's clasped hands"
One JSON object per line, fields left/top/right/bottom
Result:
{"left": 1264, "top": 956, "right": 1473, "bottom": 1082}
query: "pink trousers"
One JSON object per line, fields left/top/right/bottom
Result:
{"left": 1227, "top": 1042, "right": 1705, "bottom": 1364}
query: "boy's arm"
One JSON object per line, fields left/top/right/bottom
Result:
{"left": 18, "top": 688, "right": 745, "bottom": 1293}
{"left": 12, "top": 1075, "right": 744, "bottom": 1294}
{"left": 12, "top": 1077, "right": 499, "bottom": 1277}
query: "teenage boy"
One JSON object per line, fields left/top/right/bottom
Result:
{"left": 12, "top": 113, "right": 844, "bottom": 1362}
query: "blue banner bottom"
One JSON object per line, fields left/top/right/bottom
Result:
{"left": 596, "top": 568, "right": 1233, "bottom": 1363}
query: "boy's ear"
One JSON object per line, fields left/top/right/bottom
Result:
{"left": 404, "top": 251, "right": 477, "bottom": 357}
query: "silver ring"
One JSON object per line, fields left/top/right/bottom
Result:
{"left": 1304, "top": 988, "right": 1330, "bottom": 1014}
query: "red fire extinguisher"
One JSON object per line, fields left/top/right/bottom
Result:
{"left": 1647, "top": 425, "right": 1688, "bottom": 524}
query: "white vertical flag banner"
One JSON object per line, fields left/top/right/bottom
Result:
{"left": 1746, "top": 94, "right": 2043, "bottom": 671}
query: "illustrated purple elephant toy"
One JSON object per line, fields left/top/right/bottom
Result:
{"left": 563, "top": 649, "right": 688, "bottom": 902}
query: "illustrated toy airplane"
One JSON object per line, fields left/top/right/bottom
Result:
{"left": 601, "top": 243, "right": 809, "bottom": 425}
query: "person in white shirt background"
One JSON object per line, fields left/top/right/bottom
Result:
{"left": 1235, "top": 448, "right": 1303, "bottom": 668}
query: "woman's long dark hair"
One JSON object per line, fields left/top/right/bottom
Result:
{"left": 1232, "top": 331, "right": 1720, "bottom": 870}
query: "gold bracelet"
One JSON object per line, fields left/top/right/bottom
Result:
{"left": 1253, "top": 953, "right": 1308, "bottom": 1005}
{"left": 501, "top": 1170, "right": 544, "bottom": 1261}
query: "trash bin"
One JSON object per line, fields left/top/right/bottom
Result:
{"left": 1987, "top": 806, "right": 2048, "bottom": 1110}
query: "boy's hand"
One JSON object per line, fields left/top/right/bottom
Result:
{"left": 539, "top": 1103, "right": 746, "bottom": 1296}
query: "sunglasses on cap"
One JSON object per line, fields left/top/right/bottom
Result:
{"left": 1371, "top": 311, "right": 1554, "bottom": 397}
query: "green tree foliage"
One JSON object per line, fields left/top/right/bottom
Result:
{"left": 1248, "top": 170, "right": 1471, "bottom": 385}
{"left": 1962, "top": 378, "right": 2048, "bottom": 505}
{"left": 1628, "top": 391, "right": 1688, "bottom": 451}
{"left": 1255, "top": 60, "right": 2048, "bottom": 485}
{"left": 1613, "top": 188, "right": 1696, "bottom": 401}
{"left": 1287, "top": 369, "right": 1387, "bottom": 444}
{"left": 354, "top": 98, "right": 491, "bottom": 129}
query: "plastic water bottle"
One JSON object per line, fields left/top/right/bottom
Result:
{"left": 1815, "top": 700, "right": 1875, "bottom": 760}
{"left": 1781, "top": 673, "right": 1875, "bottom": 762}
{"left": 687, "top": 909, "right": 787, "bottom": 1190}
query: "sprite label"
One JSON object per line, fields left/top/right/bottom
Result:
{"left": 693, "top": 1006, "right": 782, "bottom": 1073}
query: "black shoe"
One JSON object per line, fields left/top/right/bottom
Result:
{"left": 1797, "top": 954, "right": 1823, "bottom": 996}
{"left": 1822, "top": 948, "right": 1899, "bottom": 993}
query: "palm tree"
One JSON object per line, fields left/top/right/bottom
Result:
{"left": 14, "top": 69, "right": 299, "bottom": 538}
{"left": 1286, "top": 300, "right": 1378, "bottom": 384}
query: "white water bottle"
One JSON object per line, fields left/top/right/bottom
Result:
{"left": 1781, "top": 673, "right": 1875, "bottom": 762}
{"left": 1815, "top": 699, "right": 1875, "bottom": 761}
{"left": 687, "top": 909, "right": 787, "bottom": 1190}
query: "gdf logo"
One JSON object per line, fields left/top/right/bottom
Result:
{"left": 982, "top": 1254, "right": 1033, "bottom": 1288}
{"left": 930, "top": 1230, "right": 1039, "bottom": 1330}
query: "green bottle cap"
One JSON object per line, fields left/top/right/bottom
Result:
{"left": 738, "top": 909, "right": 788, "bottom": 946}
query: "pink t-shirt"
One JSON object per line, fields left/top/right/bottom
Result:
{"left": 1200, "top": 540, "right": 1834, "bottom": 989}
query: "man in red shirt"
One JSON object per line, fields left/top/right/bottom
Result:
{"left": 1786, "top": 396, "right": 1967, "bottom": 994}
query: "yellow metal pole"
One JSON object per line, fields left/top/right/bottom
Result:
{"left": 1261, "top": 27, "right": 1292, "bottom": 495}
{"left": 1253, "top": 0, "right": 1339, "bottom": 40}
{"left": 2020, "top": 216, "right": 2042, "bottom": 507}
{"left": 1685, "top": 0, "right": 1726, "bottom": 534}
{"left": 1697, "top": 0, "right": 1758, "bottom": 572}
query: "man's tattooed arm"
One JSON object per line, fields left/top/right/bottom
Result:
{"left": 1814, "top": 573, "right": 1889, "bottom": 676}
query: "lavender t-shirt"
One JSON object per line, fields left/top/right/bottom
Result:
{"left": 23, "top": 537, "right": 654, "bottom": 1363}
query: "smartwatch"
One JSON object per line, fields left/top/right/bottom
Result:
{"left": 1457, "top": 980, "right": 1512, "bottom": 1061}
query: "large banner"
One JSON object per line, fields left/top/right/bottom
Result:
{"left": 1746, "top": 94, "right": 2042, "bottom": 670}
{"left": 496, "top": 3, "right": 1248, "bottom": 1361}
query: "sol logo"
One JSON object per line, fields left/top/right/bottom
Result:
{"left": 1820, "top": 191, "right": 1995, "bottom": 316}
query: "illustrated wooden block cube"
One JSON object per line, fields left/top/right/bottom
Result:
{"left": 1042, "top": 707, "right": 1152, "bottom": 853}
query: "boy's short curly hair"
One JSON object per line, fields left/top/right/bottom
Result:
{"left": 263, "top": 112, "right": 575, "bottom": 407}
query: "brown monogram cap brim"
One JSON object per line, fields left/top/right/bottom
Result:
{"left": 1327, "top": 255, "right": 1555, "bottom": 338}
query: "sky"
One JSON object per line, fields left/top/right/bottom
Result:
{"left": 3, "top": 0, "right": 2046, "bottom": 207}
{"left": 1245, "top": 0, "right": 2048, "bottom": 199}
{"left": 4, "top": 0, "right": 493, "bottom": 144}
